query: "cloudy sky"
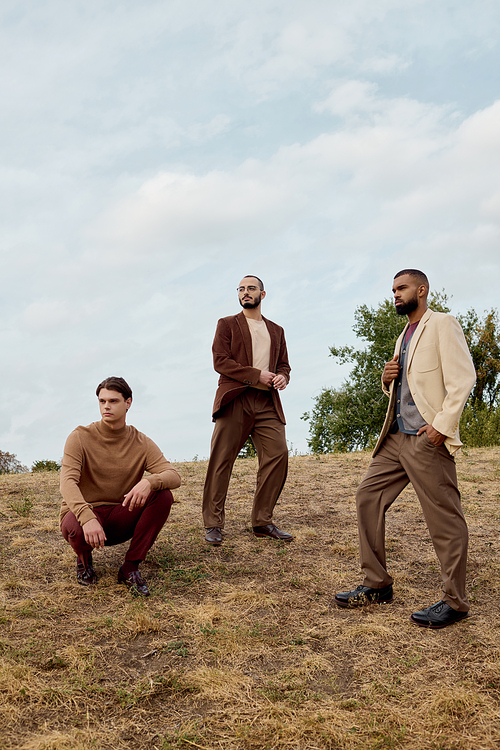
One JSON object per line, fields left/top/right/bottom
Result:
{"left": 1, "top": 0, "right": 499, "bottom": 468}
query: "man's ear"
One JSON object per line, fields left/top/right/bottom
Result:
{"left": 126, "top": 398, "right": 132, "bottom": 411}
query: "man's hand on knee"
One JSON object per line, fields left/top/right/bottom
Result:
{"left": 122, "top": 478, "right": 152, "bottom": 511}
{"left": 83, "top": 519, "right": 107, "bottom": 549}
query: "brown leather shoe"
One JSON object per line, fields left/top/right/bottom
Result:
{"left": 205, "top": 527, "right": 222, "bottom": 545}
{"left": 76, "top": 557, "right": 98, "bottom": 586}
{"left": 253, "top": 524, "right": 293, "bottom": 542}
{"left": 118, "top": 568, "right": 150, "bottom": 597}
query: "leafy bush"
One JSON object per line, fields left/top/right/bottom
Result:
{"left": 460, "top": 404, "right": 500, "bottom": 448}
{"left": 31, "top": 459, "right": 61, "bottom": 472}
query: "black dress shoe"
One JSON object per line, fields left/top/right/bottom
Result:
{"left": 410, "top": 600, "right": 468, "bottom": 629}
{"left": 76, "top": 558, "right": 98, "bottom": 586}
{"left": 335, "top": 584, "right": 394, "bottom": 608}
{"left": 118, "top": 568, "right": 150, "bottom": 597}
{"left": 253, "top": 524, "right": 293, "bottom": 542}
{"left": 205, "top": 527, "right": 222, "bottom": 545}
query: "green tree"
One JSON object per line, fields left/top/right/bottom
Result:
{"left": 0, "top": 450, "right": 28, "bottom": 474}
{"left": 458, "top": 309, "right": 500, "bottom": 409}
{"left": 238, "top": 437, "right": 257, "bottom": 458}
{"left": 302, "top": 292, "right": 452, "bottom": 453}
{"left": 457, "top": 308, "right": 500, "bottom": 447}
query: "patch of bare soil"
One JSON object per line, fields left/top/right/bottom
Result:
{"left": 0, "top": 448, "right": 499, "bottom": 749}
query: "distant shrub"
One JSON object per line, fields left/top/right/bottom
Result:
{"left": 0, "top": 450, "right": 28, "bottom": 474}
{"left": 9, "top": 494, "right": 34, "bottom": 517}
{"left": 32, "top": 460, "right": 61, "bottom": 472}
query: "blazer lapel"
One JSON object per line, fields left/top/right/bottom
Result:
{"left": 395, "top": 325, "right": 408, "bottom": 357}
{"left": 407, "top": 308, "right": 432, "bottom": 367}
{"left": 236, "top": 312, "right": 253, "bottom": 366}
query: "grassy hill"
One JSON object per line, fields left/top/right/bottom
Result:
{"left": 1, "top": 448, "right": 499, "bottom": 749}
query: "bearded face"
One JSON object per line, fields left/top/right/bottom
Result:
{"left": 395, "top": 294, "right": 419, "bottom": 316}
{"left": 238, "top": 279, "right": 263, "bottom": 309}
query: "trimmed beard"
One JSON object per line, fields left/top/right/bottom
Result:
{"left": 239, "top": 297, "right": 261, "bottom": 310}
{"left": 396, "top": 296, "right": 418, "bottom": 316}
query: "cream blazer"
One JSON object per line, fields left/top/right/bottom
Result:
{"left": 375, "top": 309, "right": 476, "bottom": 456}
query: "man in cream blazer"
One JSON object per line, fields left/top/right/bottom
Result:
{"left": 335, "top": 270, "right": 476, "bottom": 629}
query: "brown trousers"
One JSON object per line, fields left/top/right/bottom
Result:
{"left": 202, "top": 389, "right": 288, "bottom": 528}
{"left": 356, "top": 431, "right": 469, "bottom": 611}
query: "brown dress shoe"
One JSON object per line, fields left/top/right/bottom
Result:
{"left": 205, "top": 527, "right": 222, "bottom": 545}
{"left": 253, "top": 524, "right": 293, "bottom": 542}
{"left": 76, "top": 557, "right": 98, "bottom": 586}
{"left": 118, "top": 568, "right": 150, "bottom": 597}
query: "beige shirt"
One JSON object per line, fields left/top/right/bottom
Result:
{"left": 246, "top": 317, "right": 271, "bottom": 391}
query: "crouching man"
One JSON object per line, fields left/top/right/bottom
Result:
{"left": 59, "top": 377, "right": 181, "bottom": 596}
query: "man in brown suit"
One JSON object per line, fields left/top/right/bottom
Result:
{"left": 335, "top": 270, "right": 476, "bottom": 628}
{"left": 202, "top": 276, "right": 292, "bottom": 545}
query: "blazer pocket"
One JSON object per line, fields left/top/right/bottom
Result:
{"left": 414, "top": 344, "right": 438, "bottom": 372}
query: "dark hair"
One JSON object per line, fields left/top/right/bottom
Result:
{"left": 242, "top": 275, "right": 264, "bottom": 291}
{"left": 96, "top": 377, "right": 132, "bottom": 401}
{"left": 394, "top": 269, "right": 429, "bottom": 289}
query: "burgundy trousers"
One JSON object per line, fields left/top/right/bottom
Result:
{"left": 61, "top": 489, "right": 173, "bottom": 567}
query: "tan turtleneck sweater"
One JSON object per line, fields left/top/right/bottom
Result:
{"left": 59, "top": 420, "right": 181, "bottom": 528}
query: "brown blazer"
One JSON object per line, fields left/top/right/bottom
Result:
{"left": 211, "top": 312, "right": 291, "bottom": 423}
{"left": 374, "top": 309, "right": 476, "bottom": 457}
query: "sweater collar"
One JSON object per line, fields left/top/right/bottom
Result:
{"left": 96, "top": 419, "right": 128, "bottom": 438}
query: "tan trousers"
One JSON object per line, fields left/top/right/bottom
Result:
{"left": 356, "top": 431, "right": 469, "bottom": 611}
{"left": 202, "top": 389, "right": 288, "bottom": 528}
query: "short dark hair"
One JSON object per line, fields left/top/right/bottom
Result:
{"left": 96, "top": 377, "right": 132, "bottom": 401}
{"left": 242, "top": 275, "right": 264, "bottom": 291}
{"left": 394, "top": 269, "right": 429, "bottom": 290}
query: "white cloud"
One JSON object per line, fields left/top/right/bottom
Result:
{"left": 314, "top": 80, "right": 380, "bottom": 116}
{"left": 22, "top": 300, "right": 71, "bottom": 332}
{"left": 88, "top": 164, "right": 307, "bottom": 261}
{"left": 359, "top": 53, "right": 410, "bottom": 74}
{"left": 74, "top": 89, "right": 500, "bottom": 294}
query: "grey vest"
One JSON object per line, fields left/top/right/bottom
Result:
{"left": 394, "top": 327, "right": 426, "bottom": 434}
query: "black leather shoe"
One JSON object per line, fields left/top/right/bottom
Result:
{"left": 410, "top": 600, "right": 468, "bottom": 629}
{"left": 118, "top": 568, "right": 150, "bottom": 597}
{"left": 335, "top": 584, "right": 394, "bottom": 608}
{"left": 253, "top": 524, "right": 293, "bottom": 542}
{"left": 205, "top": 527, "right": 222, "bottom": 545}
{"left": 76, "top": 558, "right": 98, "bottom": 586}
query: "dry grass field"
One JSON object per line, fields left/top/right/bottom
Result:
{"left": 1, "top": 447, "right": 499, "bottom": 750}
